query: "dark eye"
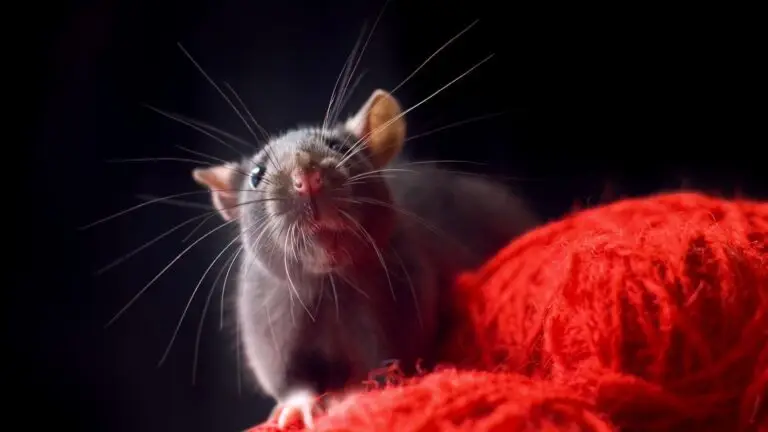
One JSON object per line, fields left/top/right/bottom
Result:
{"left": 249, "top": 165, "right": 266, "bottom": 188}
{"left": 326, "top": 137, "right": 345, "bottom": 151}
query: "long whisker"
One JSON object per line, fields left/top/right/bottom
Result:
{"left": 338, "top": 196, "right": 457, "bottom": 248}
{"left": 338, "top": 54, "right": 495, "bottom": 168}
{"left": 222, "top": 82, "right": 270, "bottom": 141}
{"left": 389, "top": 19, "right": 479, "bottom": 95}
{"left": 158, "top": 220, "right": 259, "bottom": 367}
{"left": 105, "top": 217, "right": 240, "bottom": 328}
{"left": 390, "top": 248, "right": 422, "bottom": 329}
{"left": 134, "top": 194, "right": 213, "bottom": 210}
{"left": 220, "top": 244, "right": 244, "bottom": 330}
{"left": 339, "top": 210, "right": 394, "bottom": 300}
{"left": 94, "top": 195, "right": 279, "bottom": 275}
{"left": 104, "top": 157, "right": 253, "bottom": 183}
{"left": 283, "top": 223, "right": 316, "bottom": 322}
{"left": 212, "top": 215, "right": 269, "bottom": 330}
{"left": 80, "top": 188, "right": 274, "bottom": 230}
{"left": 106, "top": 156, "right": 217, "bottom": 166}
{"left": 324, "top": 22, "right": 367, "bottom": 132}
{"left": 222, "top": 214, "right": 279, "bottom": 328}
{"left": 176, "top": 145, "right": 236, "bottom": 167}
{"left": 346, "top": 168, "right": 417, "bottom": 183}
{"left": 405, "top": 112, "right": 504, "bottom": 142}
{"left": 328, "top": 273, "right": 340, "bottom": 322}
{"left": 334, "top": 69, "right": 368, "bottom": 122}
{"left": 181, "top": 116, "right": 256, "bottom": 149}
{"left": 177, "top": 43, "right": 264, "bottom": 146}
{"left": 330, "top": 0, "right": 392, "bottom": 127}
{"left": 95, "top": 212, "right": 217, "bottom": 276}
{"left": 222, "top": 82, "right": 281, "bottom": 172}
{"left": 80, "top": 190, "right": 221, "bottom": 230}
{"left": 236, "top": 317, "right": 242, "bottom": 395}
{"left": 191, "top": 245, "right": 240, "bottom": 384}
{"left": 142, "top": 105, "right": 250, "bottom": 156}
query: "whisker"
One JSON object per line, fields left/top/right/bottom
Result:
{"left": 339, "top": 54, "right": 495, "bottom": 168}
{"left": 338, "top": 196, "right": 457, "bottom": 249}
{"left": 176, "top": 43, "right": 264, "bottom": 147}
{"left": 181, "top": 116, "right": 256, "bottom": 148}
{"left": 81, "top": 189, "right": 276, "bottom": 230}
{"left": 222, "top": 82, "right": 270, "bottom": 141}
{"left": 105, "top": 157, "right": 249, "bottom": 178}
{"left": 81, "top": 190, "right": 221, "bottom": 230}
{"left": 339, "top": 210, "right": 394, "bottom": 300}
{"left": 215, "top": 211, "right": 268, "bottom": 330}
{"left": 222, "top": 82, "right": 281, "bottom": 171}
{"left": 220, "top": 243, "right": 244, "bottom": 330}
{"left": 176, "top": 145, "right": 236, "bottom": 167}
{"left": 191, "top": 244, "right": 240, "bottom": 384}
{"left": 405, "top": 112, "right": 504, "bottom": 142}
{"left": 333, "top": 270, "right": 370, "bottom": 300}
{"left": 135, "top": 194, "right": 213, "bottom": 211}
{"left": 390, "top": 19, "right": 479, "bottom": 95}
{"left": 106, "top": 156, "right": 216, "bottom": 165}
{"left": 105, "top": 217, "right": 240, "bottom": 328}
{"left": 283, "top": 223, "right": 316, "bottom": 322}
{"left": 328, "top": 273, "right": 340, "bottom": 322}
{"left": 142, "top": 105, "right": 250, "bottom": 156}
{"left": 157, "top": 220, "right": 259, "bottom": 367}
{"left": 236, "top": 317, "right": 242, "bottom": 395}
{"left": 95, "top": 211, "right": 216, "bottom": 276}
{"left": 182, "top": 213, "right": 221, "bottom": 243}
{"left": 335, "top": 69, "right": 368, "bottom": 122}
{"left": 330, "top": 0, "right": 391, "bottom": 127}
{"left": 390, "top": 248, "right": 422, "bottom": 329}
{"left": 346, "top": 168, "right": 417, "bottom": 183}
{"left": 324, "top": 21, "right": 367, "bottom": 132}
{"left": 94, "top": 195, "right": 278, "bottom": 275}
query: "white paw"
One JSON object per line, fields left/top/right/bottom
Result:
{"left": 274, "top": 389, "right": 320, "bottom": 429}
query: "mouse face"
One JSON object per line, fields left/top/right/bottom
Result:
{"left": 193, "top": 89, "right": 406, "bottom": 274}
{"left": 239, "top": 127, "right": 381, "bottom": 273}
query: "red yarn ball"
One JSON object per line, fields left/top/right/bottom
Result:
{"left": 442, "top": 192, "right": 768, "bottom": 431}
{"left": 248, "top": 193, "right": 767, "bottom": 432}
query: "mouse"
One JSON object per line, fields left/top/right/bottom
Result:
{"left": 192, "top": 89, "right": 538, "bottom": 428}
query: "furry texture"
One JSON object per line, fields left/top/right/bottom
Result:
{"left": 249, "top": 192, "right": 768, "bottom": 431}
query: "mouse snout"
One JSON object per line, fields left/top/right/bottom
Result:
{"left": 291, "top": 168, "right": 323, "bottom": 195}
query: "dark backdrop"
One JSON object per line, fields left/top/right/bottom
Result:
{"left": 25, "top": 1, "right": 764, "bottom": 431}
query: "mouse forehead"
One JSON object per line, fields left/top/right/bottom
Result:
{"left": 252, "top": 128, "right": 349, "bottom": 166}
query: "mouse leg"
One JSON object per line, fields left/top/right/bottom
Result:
{"left": 267, "top": 353, "right": 352, "bottom": 429}
{"left": 270, "top": 389, "right": 322, "bottom": 429}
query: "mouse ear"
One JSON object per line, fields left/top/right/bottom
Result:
{"left": 345, "top": 89, "right": 406, "bottom": 168}
{"left": 192, "top": 164, "right": 240, "bottom": 221}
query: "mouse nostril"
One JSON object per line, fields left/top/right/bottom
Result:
{"left": 292, "top": 169, "right": 323, "bottom": 195}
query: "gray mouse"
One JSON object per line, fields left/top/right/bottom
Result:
{"left": 192, "top": 89, "right": 538, "bottom": 428}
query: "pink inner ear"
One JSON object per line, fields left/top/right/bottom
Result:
{"left": 346, "top": 111, "right": 368, "bottom": 139}
{"left": 194, "top": 164, "right": 236, "bottom": 191}
{"left": 211, "top": 191, "right": 239, "bottom": 221}
{"left": 193, "top": 164, "right": 240, "bottom": 221}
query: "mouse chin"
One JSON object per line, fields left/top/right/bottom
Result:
{"left": 299, "top": 227, "right": 354, "bottom": 274}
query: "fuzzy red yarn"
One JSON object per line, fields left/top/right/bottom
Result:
{"left": 249, "top": 192, "right": 768, "bottom": 432}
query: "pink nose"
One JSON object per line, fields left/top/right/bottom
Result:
{"left": 291, "top": 169, "right": 323, "bottom": 195}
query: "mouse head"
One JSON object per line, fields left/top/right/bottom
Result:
{"left": 193, "top": 89, "right": 405, "bottom": 274}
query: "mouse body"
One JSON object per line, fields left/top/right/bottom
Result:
{"left": 192, "top": 90, "right": 537, "bottom": 428}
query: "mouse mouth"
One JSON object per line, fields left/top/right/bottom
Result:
{"left": 296, "top": 195, "right": 351, "bottom": 234}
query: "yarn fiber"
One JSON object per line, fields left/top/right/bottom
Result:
{"left": 250, "top": 192, "right": 768, "bottom": 431}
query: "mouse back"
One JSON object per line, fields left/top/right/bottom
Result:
{"left": 385, "top": 160, "right": 539, "bottom": 271}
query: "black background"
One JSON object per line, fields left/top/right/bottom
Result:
{"left": 25, "top": 1, "right": 764, "bottom": 431}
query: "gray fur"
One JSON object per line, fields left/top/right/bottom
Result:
{"left": 206, "top": 123, "right": 538, "bottom": 406}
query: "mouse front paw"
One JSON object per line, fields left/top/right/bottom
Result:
{"left": 270, "top": 389, "right": 322, "bottom": 430}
